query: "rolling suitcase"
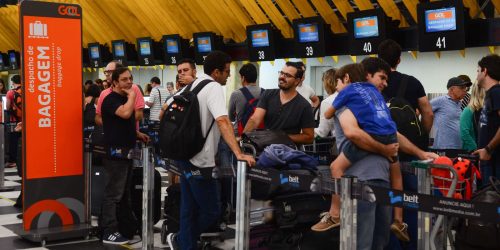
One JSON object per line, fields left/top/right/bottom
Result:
{"left": 131, "top": 167, "right": 162, "bottom": 225}
{"left": 90, "top": 165, "right": 106, "bottom": 216}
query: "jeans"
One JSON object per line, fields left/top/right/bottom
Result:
{"left": 101, "top": 158, "right": 134, "bottom": 235}
{"left": 217, "top": 140, "right": 235, "bottom": 213}
{"left": 177, "top": 160, "right": 221, "bottom": 250}
{"left": 357, "top": 180, "right": 392, "bottom": 250}
{"left": 386, "top": 172, "right": 418, "bottom": 250}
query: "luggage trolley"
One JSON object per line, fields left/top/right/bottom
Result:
{"left": 160, "top": 158, "right": 233, "bottom": 249}
{"left": 302, "top": 137, "right": 337, "bottom": 165}
{"left": 410, "top": 153, "right": 478, "bottom": 250}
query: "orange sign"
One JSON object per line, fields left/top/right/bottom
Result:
{"left": 253, "top": 31, "right": 267, "bottom": 39}
{"left": 356, "top": 19, "right": 376, "bottom": 27}
{"left": 23, "top": 15, "right": 82, "bottom": 179}
{"left": 300, "top": 25, "right": 316, "bottom": 33}
{"left": 427, "top": 10, "right": 453, "bottom": 21}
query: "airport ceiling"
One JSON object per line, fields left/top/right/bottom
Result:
{"left": 0, "top": 0, "right": 498, "bottom": 52}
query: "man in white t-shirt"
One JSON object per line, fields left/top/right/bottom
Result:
{"left": 296, "top": 61, "right": 320, "bottom": 108}
{"left": 164, "top": 51, "right": 255, "bottom": 250}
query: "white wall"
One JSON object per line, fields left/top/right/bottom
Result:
{"left": 81, "top": 46, "right": 498, "bottom": 99}
{"left": 258, "top": 46, "right": 499, "bottom": 95}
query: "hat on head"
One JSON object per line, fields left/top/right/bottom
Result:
{"left": 447, "top": 77, "right": 472, "bottom": 89}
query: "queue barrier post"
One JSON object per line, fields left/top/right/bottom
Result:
{"left": 141, "top": 144, "right": 154, "bottom": 250}
{"left": 340, "top": 176, "right": 357, "bottom": 250}
{"left": 84, "top": 138, "right": 92, "bottom": 225}
{"left": 235, "top": 160, "right": 250, "bottom": 250}
{"left": 415, "top": 162, "right": 431, "bottom": 250}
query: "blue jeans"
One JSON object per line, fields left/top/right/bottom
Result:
{"left": 357, "top": 180, "right": 392, "bottom": 250}
{"left": 177, "top": 160, "right": 221, "bottom": 250}
{"left": 386, "top": 172, "right": 418, "bottom": 250}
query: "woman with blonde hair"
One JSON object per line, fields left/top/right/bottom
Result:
{"left": 314, "top": 68, "right": 337, "bottom": 138}
{"left": 460, "top": 83, "right": 485, "bottom": 151}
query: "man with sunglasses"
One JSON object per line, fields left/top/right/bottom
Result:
{"left": 430, "top": 77, "right": 472, "bottom": 149}
{"left": 243, "top": 61, "right": 315, "bottom": 144}
{"left": 95, "top": 61, "right": 145, "bottom": 126}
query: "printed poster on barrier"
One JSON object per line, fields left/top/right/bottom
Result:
{"left": 20, "top": 1, "right": 84, "bottom": 231}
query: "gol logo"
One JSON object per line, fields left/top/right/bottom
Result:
{"left": 58, "top": 5, "right": 80, "bottom": 16}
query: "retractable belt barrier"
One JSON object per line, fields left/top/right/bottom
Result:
{"left": 86, "top": 139, "right": 155, "bottom": 250}
{"left": 159, "top": 144, "right": 498, "bottom": 250}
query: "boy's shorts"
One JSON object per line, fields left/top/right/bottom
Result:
{"left": 341, "top": 133, "right": 398, "bottom": 164}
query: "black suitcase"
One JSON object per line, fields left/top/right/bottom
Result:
{"left": 272, "top": 192, "right": 331, "bottom": 229}
{"left": 91, "top": 165, "right": 106, "bottom": 216}
{"left": 131, "top": 167, "right": 162, "bottom": 225}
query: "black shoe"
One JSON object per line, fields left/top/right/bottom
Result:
{"left": 16, "top": 214, "right": 22, "bottom": 219}
{"left": 166, "top": 232, "right": 178, "bottom": 250}
{"left": 102, "top": 232, "right": 129, "bottom": 245}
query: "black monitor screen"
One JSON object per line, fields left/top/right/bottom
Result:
{"left": 425, "top": 7, "right": 457, "bottom": 33}
{"left": 139, "top": 39, "right": 151, "bottom": 56}
{"left": 114, "top": 42, "right": 125, "bottom": 57}
{"left": 90, "top": 45, "right": 100, "bottom": 59}
{"left": 298, "top": 23, "right": 319, "bottom": 43}
{"left": 353, "top": 16, "right": 379, "bottom": 39}
{"left": 9, "top": 52, "right": 16, "bottom": 64}
{"left": 166, "top": 38, "right": 179, "bottom": 54}
{"left": 251, "top": 29, "right": 270, "bottom": 47}
{"left": 197, "top": 36, "right": 212, "bottom": 53}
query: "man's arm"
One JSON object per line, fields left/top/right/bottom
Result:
{"left": 114, "top": 93, "right": 136, "bottom": 119}
{"left": 243, "top": 107, "right": 266, "bottom": 133}
{"left": 339, "top": 109, "right": 398, "bottom": 158}
{"left": 217, "top": 115, "right": 256, "bottom": 166}
{"left": 310, "top": 95, "right": 320, "bottom": 108}
{"left": 95, "top": 114, "right": 103, "bottom": 126}
{"left": 135, "top": 109, "right": 144, "bottom": 121}
{"left": 288, "top": 127, "right": 314, "bottom": 144}
{"left": 418, "top": 96, "right": 434, "bottom": 133}
{"left": 397, "top": 132, "right": 438, "bottom": 160}
{"left": 474, "top": 126, "right": 500, "bottom": 161}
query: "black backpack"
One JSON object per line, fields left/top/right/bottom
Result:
{"left": 84, "top": 97, "right": 96, "bottom": 128}
{"left": 387, "top": 76, "right": 428, "bottom": 158}
{"left": 159, "top": 79, "right": 215, "bottom": 160}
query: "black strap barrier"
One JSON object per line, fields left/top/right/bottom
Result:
{"left": 360, "top": 184, "right": 500, "bottom": 223}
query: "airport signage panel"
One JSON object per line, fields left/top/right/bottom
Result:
{"left": 20, "top": 0, "right": 85, "bottom": 231}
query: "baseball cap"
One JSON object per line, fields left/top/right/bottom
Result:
{"left": 447, "top": 77, "right": 472, "bottom": 89}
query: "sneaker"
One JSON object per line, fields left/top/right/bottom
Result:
{"left": 5, "top": 162, "right": 16, "bottom": 168}
{"left": 166, "top": 232, "right": 178, "bottom": 250}
{"left": 103, "top": 232, "right": 129, "bottom": 245}
{"left": 311, "top": 212, "right": 340, "bottom": 232}
{"left": 391, "top": 221, "right": 410, "bottom": 242}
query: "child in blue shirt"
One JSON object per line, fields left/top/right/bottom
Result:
{"left": 311, "top": 60, "right": 409, "bottom": 242}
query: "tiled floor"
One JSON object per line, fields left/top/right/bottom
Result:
{"left": 0, "top": 167, "right": 234, "bottom": 250}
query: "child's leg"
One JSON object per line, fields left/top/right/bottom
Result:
{"left": 330, "top": 153, "right": 351, "bottom": 218}
{"left": 390, "top": 162, "right": 403, "bottom": 223}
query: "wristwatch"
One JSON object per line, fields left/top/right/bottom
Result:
{"left": 485, "top": 145, "right": 493, "bottom": 155}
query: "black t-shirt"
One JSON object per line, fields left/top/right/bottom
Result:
{"left": 257, "top": 89, "right": 315, "bottom": 134}
{"left": 478, "top": 84, "right": 500, "bottom": 165}
{"left": 102, "top": 92, "right": 136, "bottom": 148}
{"left": 383, "top": 71, "right": 426, "bottom": 111}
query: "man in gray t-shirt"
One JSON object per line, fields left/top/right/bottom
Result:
{"left": 335, "top": 107, "right": 392, "bottom": 250}
{"left": 228, "top": 63, "right": 263, "bottom": 135}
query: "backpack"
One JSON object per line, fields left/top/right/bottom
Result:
{"left": 387, "top": 76, "right": 428, "bottom": 158}
{"left": 83, "top": 97, "right": 96, "bottom": 128}
{"left": 159, "top": 79, "right": 215, "bottom": 160}
{"left": 237, "top": 87, "right": 264, "bottom": 136}
{"left": 9, "top": 87, "right": 22, "bottom": 121}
